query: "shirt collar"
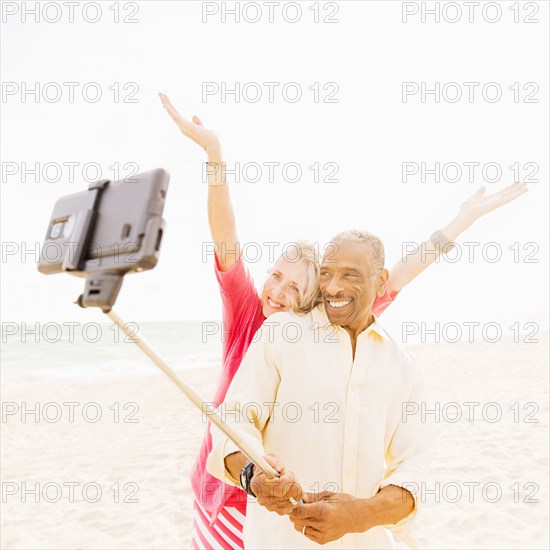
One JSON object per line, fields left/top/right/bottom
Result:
{"left": 312, "top": 304, "right": 390, "bottom": 342}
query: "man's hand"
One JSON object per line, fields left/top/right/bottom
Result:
{"left": 251, "top": 454, "right": 303, "bottom": 516}
{"left": 289, "top": 491, "right": 365, "bottom": 544}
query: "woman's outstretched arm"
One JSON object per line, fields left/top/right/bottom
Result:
{"left": 388, "top": 182, "right": 529, "bottom": 293}
{"left": 159, "top": 93, "right": 240, "bottom": 271}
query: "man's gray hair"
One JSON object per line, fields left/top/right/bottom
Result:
{"left": 329, "top": 229, "right": 385, "bottom": 274}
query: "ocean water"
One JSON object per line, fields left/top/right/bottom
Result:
{"left": 1, "top": 321, "right": 223, "bottom": 383}
{"left": 3, "top": 316, "right": 548, "bottom": 384}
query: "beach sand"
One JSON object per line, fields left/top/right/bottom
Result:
{"left": 1, "top": 335, "right": 548, "bottom": 549}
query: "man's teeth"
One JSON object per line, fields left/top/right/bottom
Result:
{"left": 268, "top": 297, "right": 283, "bottom": 308}
{"left": 328, "top": 300, "right": 351, "bottom": 309}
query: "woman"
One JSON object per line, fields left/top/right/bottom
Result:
{"left": 159, "top": 92, "right": 527, "bottom": 550}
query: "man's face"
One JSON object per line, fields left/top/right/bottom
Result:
{"left": 320, "top": 240, "right": 388, "bottom": 331}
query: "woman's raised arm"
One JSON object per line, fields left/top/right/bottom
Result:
{"left": 388, "top": 182, "right": 529, "bottom": 293}
{"left": 159, "top": 93, "right": 240, "bottom": 271}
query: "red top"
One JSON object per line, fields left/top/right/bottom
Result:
{"left": 190, "top": 255, "right": 399, "bottom": 522}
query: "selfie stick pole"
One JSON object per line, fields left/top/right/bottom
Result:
{"left": 105, "top": 309, "right": 279, "bottom": 479}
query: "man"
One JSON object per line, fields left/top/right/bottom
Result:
{"left": 206, "top": 230, "right": 433, "bottom": 549}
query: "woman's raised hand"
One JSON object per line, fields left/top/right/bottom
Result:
{"left": 159, "top": 92, "right": 221, "bottom": 156}
{"left": 460, "top": 181, "right": 528, "bottom": 223}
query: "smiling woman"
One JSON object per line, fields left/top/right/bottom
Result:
{"left": 158, "top": 92, "right": 529, "bottom": 550}
{"left": 261, "top": 242, "right": 323, "bottom": 317}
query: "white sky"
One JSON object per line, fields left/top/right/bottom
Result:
{"left": 1, "top": 1, "right": 548, "bottom": 339}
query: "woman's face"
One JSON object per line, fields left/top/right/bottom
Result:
{"left": 261, "top": 256, "right": 309, "bottom": 317}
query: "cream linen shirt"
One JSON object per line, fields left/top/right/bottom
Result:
{"left": 206, "top": 304, "right": 433, "bottom": 549}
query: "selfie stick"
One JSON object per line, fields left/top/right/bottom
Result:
{"left": 105, "top": 309, "right": 280, "bottom": 480}
{"left": 38, "top": 169, "right": 279, "bottom": 481}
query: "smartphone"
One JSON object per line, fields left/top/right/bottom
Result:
{"left": 37, "top": 168, "right": 170, "bottom": 311}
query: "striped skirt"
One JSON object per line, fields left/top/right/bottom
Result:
{"left": 192, "top": 499, "right": 245, "bottom": 549}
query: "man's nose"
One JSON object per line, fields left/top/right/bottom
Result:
{"left": 325, "top": 276, "right": 343, "bottom": 295}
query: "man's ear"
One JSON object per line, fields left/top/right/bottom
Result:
{"left": 376, "top": 268, "right": 390, "bottom": 297}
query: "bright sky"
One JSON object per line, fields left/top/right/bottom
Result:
{"left": 1, "top": 1, "right": 548, "bottom": 341}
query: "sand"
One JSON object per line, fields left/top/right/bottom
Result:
{"left": 1, "top": 335, "right": 548, "bottom": 549}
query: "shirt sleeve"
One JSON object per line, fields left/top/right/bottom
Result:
{"left": 214, "top": 253, "right": 261, "bottom": 330}
{"left": 379, "top": 362, "right": 434, "bottom": 547}
{"left": 372, "top": 287, "right": 399, "bottom": 317}
{"left": 206, "top": 320, "right": 281, "bottom": 486}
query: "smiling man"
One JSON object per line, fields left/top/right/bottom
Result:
{"left": 206, "top": 230, "right": 433, "bottom": 549}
